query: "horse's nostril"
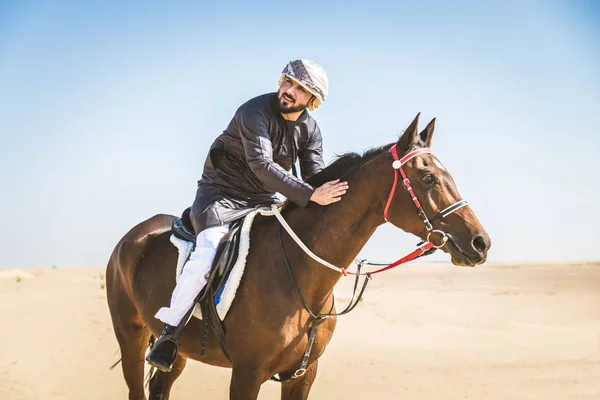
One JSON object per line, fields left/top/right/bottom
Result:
{"left": 472, "top": 235, "right": 488, "bottom": 253}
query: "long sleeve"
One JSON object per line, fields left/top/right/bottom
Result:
{"left": 298, "top": 125, "right": 325, "bottom": 181}
{"left": 238, "top": 108, "right": 315, "bottom": 208}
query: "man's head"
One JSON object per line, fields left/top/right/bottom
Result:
{"left": 276, "top": 59, "right": 328, "bottom": 114}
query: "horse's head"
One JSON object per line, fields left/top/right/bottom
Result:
{"left": 383, "top": 113, "right": 491, "bottom": 266}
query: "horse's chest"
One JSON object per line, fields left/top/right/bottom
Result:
{"left": 276, "top": 317, "right": 336, "bottom": 367}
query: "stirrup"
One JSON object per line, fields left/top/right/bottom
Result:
{"left": 145, "top": 328, "right": 180, "bottom": 373}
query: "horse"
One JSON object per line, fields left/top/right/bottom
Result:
{"left": 106, "top": 113, "right": 491, "bottom": 399}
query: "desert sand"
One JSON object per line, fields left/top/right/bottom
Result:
{"left": 1, "top": 262, "right": 599, "bottom": 399}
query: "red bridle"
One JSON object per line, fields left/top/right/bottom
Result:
{"left": 343, "top": 144, "right": 468, "bottom": 276}
{"left": 383, "top": 146, "right": 433, "bottom": 223}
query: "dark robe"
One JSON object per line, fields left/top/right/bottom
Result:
{"left": 190, "top": 92, "right": 325, "bottom": 234}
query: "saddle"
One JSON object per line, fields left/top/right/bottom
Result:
{"left": 170, "top": 207, "right": 244, "bottom": 359}
{"left": 171, "top": 207, "right": 243, "bottom": 281}
{"left": 171, "top": 208, "right": 196, "bottom": 242}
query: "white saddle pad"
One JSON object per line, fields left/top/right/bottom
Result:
{"left": 170, "top": 208, "right": 261, "bottom": 320}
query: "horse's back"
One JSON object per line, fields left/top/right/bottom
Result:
{"left": 106, "top": 213, "right": 175, "bottom": 300}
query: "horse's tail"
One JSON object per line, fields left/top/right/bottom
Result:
{"left": 144, "top": 335, "right": 156, "bottom": 388}
{"left": 108, "top": 356, "right": 121, "bottom": 370}
{"left": 108, "top": 334, "right": 156, "bottom": 385}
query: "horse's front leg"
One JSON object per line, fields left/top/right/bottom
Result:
{"left": 229, "top": 365, "right": 266, "bottom": 400}
{"left": 280, "top": 360, "right": 318, "bottom": 400}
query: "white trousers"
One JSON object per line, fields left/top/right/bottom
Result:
{"left": 154, "top": 223, "right": 230, "bottom": 326}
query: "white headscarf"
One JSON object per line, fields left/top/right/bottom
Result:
{"left": 278, "top": 59, "right": 329, "bottom": 111}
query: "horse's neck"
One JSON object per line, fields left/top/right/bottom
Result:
{"left": 285, "top": 156, "right": 389, "bottom": 307}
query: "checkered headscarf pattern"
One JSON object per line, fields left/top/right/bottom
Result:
{"left": 278, "top": 59, "right": 328, "bottom": 111}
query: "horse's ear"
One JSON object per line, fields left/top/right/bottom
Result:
{"left": 397, "top": 112, "right": 420, "bottom": 153}
{"left": 419, "top": 118, "right": 435, "bottom": 148}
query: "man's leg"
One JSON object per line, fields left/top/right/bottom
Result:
{"left": 146, "top": 223, "right": 230, "bottom": 372}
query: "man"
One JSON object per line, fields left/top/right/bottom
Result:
{"left": 146, "top": 59, "right": 349, "bottom": 372}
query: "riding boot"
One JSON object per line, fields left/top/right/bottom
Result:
{"left": 145, "top": 324, "right": 180, "bottom": 372}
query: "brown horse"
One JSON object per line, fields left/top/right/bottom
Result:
{"left": 106, "top": 113, "right": 491, "bottom": 399}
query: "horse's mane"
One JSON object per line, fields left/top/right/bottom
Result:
{"left": 306, "top": 142, "right": 395, "bottom": 187}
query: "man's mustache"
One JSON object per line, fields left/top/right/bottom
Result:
{"left": 281, "top": 92, "right": 295, "bottom": 102}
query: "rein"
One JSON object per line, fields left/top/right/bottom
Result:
{"left": 270, "top": 145, "right": 468, "bottom": 276}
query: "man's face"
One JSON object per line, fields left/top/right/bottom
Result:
{"left": 277, "top": 76, "right": 314, "bottom": 114}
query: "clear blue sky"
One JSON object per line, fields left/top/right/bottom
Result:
{"left": 1, "top": 1, "right": 598, "bottom": 267}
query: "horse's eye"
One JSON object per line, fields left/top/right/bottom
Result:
{"left": 422, "top": 174, "right": 435, "bottom": 184}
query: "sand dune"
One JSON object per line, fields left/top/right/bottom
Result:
{"left": 1, "top": 262, "right": 599, "bottom": 399}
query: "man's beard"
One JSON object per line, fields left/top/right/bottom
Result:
{"left": 275, "top": 93, "right": 307, "bottom": 114}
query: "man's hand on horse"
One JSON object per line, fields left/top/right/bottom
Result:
{"left": 310, "top": 179, "right": 349, "bottom": 205}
